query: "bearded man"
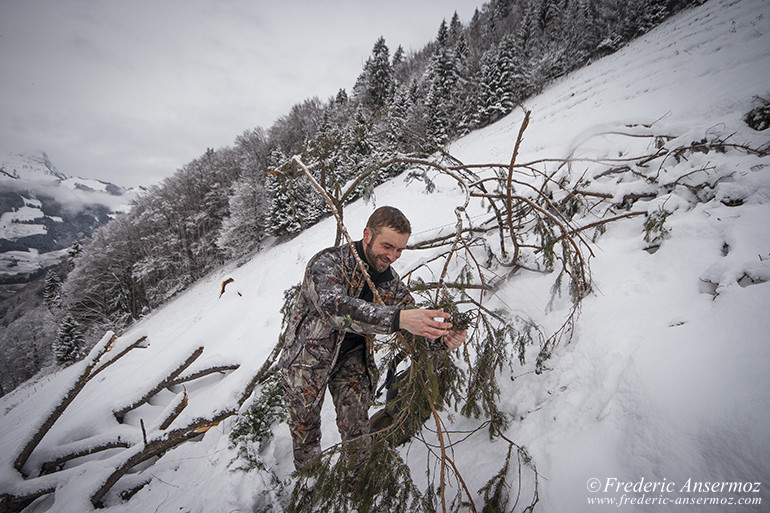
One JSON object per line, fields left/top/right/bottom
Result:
{"left": 279, "top": 206, "right": 465, "bottom": 470}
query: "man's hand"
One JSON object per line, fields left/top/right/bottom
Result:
{"left": 399, "top": 309, "right": 452, "bottom": 339}
{"left": 442, "top": 329, "right": 466, "bottom": 350}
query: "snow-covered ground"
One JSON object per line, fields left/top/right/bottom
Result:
{"left": 1, "top": 0, "right": 769, "bottom": 511}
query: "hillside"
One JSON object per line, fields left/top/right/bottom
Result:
{"left": 1, "top": 0, "right": 769, "bottom": 511}
{"left": 0, "top": 150, "right": 137, "bottom": 299}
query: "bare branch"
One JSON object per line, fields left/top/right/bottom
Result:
{"left": 13, "top": 332, "right": 117, "bottom": 475}
{"left": 505, "top": 110, "right": 531, "bottom": 265}
{"left": 40, "top": 437, "right": 134, "bottom": 475}
{"left": 89, "top": 409, "right": 235, "bottom": 508}
{"left": 113, "top": 346, "right": 204, "bottom": 423}
{"left": 170, "top": 363, "right": 240, "bottom": 387}
{"left": 88, "top": 335, "right": 149, "bottom": 380}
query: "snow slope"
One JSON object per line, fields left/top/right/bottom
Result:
{"left": 1, "top": 0, "right": 769, "bottom": 511}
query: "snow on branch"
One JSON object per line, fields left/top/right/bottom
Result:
{"left": 88, "top": 334, "right": 149, "bottom": 380}
{"left": 12, "top": 331, "right": 117, "bottom": 476}
{"left": 88, "top": 408, "right": 236, "bottom": 508}
{"left": 170, "top": 362, "right": 241, "bottom": 387}
{"left": 112, "top": 345, "right": 204, "bottom": 423}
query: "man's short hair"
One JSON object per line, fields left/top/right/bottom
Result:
{"left": 366, "top": 206, "right": 411, "bottom": 236}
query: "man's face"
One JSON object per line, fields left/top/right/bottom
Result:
{"left": 363, "top": 226, "right": 409, "bottom": 273}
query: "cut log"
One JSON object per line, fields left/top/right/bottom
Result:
{"left": 169, "top": 363, "right": 240, "bottom": 387}
{"left": 40, "top": 438, "right": 133, "bottom": 475}
{"left": 112, "top": 346, "right": 204, "bottom": 423}
{"left": 157, "top": 390, "right": 188, "bottom": 430}
{"left": 0, "top": 484, "right": 56, "bottom": 513}
{"left": 89, "top": 409, "right": 235, "bottom": 508}
{"left": 88, "top": 335, "right": 149, "bottom": 380}
{"left": 13, "top": 332, "right": 117, "bottom": 475}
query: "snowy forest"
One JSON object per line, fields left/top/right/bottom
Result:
{"left": 0, "top": 0, "right": 703, "bottom": 395}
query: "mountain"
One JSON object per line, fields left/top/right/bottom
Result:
{"left": 0, "top": 150, "right": 139, "bottom": 300}
{"left": 0, "top": 0, "right": 769, "bottom": 511}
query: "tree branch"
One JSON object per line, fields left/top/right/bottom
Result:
{"left": 13, "top": 332, "right": 117, "bottom": 475}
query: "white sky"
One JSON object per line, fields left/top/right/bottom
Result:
{"left": 0, "top": 0, "right": 482, "bottom": 188}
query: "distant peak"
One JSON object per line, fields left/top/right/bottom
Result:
{"left": 0, "top": 149, "right": 70, "bottom": 182}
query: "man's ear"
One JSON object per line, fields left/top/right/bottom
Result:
{"left": 363, "top": 226, "right": 372, "bottom": 244}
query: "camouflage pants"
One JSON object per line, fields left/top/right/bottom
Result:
{"left": 281, "top": 343, "right": 372, "bottom": 470}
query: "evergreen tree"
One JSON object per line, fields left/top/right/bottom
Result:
{"left": 538, "top": 0, "right": 561, "bottom": 31}
{"left": 516, "top": 0, "right": 540, "bottom": 61}
{"left": 266, "top": 176, "right": 302, "bottom": 237}
{"left": 67, "top": 241, "right": 81, "bottom": 271}
{"left": 265, "top": 149, "right": 325, "bottom": 237}
{"left": 356, "top": 36, "right": 395, "bottom": 112}
{"left": 425, "top": 21, "right": 460, "bottom": 144}
{"left": 478, "top": 35, "right": 522, "bottom": 125}
{"left": 449, "top": 11, "right": 463, "bottom": 44}
{"left": 392, "top": 45, "right": 405, "bottom": 70}
{"left": 43, "top": 270, "right": 62, "bottom": 311}
{"left": 53, "top": 314, "right": 85, "bottom": 365}
{"left": 335, "top": 88, "right": 348, "bottom": 105}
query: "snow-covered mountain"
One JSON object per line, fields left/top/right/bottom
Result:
{"left": 1, "top": 0, "right": 768, "bottom": 511}
{"left": 0, "top": 150, "right": 139, "bottom": 299}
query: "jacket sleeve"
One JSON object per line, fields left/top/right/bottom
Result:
{"left": 303, "top": 250, "right": 400, "bottom": 336}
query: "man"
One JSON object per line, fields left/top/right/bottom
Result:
{"left": 279, "top": 206, "right": 465, "bottom": 470}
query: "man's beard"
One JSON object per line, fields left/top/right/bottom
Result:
{"left": 364, "top": 239, "right": 389, "bottom": 272}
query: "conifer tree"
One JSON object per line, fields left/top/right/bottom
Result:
{"left": 266, "top": 174, "right": 303, "bottom": 237}
{"left": 356, "top": 36, "right": 395, "bottom": 112}
{"left": 266, "top": 149, "right": 326, "bottom": 237}
{"left": 67, "top": 241, "right": 81, "bottom": 271}
{"left": 449, "top": 11, "right": 463, "bottom": 44}
{"left": 478, "top": 35, "right": 521, "bottom": 124}
{"left": 392, "top": 45, "right": 405, "bottom": 70}
{"left": 43, "top": 270, "right": 62, "bottom": 311}
{"left": 53, "top": 314, "right": 85, "bottom": 365}
{"left": 425, "top": 21, "right": 460, "bottom": 144}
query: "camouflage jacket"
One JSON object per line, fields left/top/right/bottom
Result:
{"left": 278, "top": 241, "right": 414, "bottom": 386}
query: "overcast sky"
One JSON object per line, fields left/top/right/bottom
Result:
{"left": 0, "top": 0, "right": 482, "bottom": 188}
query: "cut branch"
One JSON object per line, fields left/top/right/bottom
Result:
{"left": 170, "top": 363, "right": 240, "bottom": 387}
{"left": 505, "top": 110, "right": 531, "bottom": 265}
{"left": 113, "top": 346, "right": 204, "bottom": 423}
{"left": 88, "top": 335, "right": 149, "bottom": 380}
{"left": 13, "top": 331, "right": 117, "bottom": 475}
{"left": 0, "top": 484, "right": 57, "bottom": 513}
{"left": 158, "top": 390, "right": 189, "bottom": 430}
{"left": 40, "top": 437, "right": 134, "bottom": 475}
{"left": 89, "top": 409, "right": 235, "bottom": 508}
